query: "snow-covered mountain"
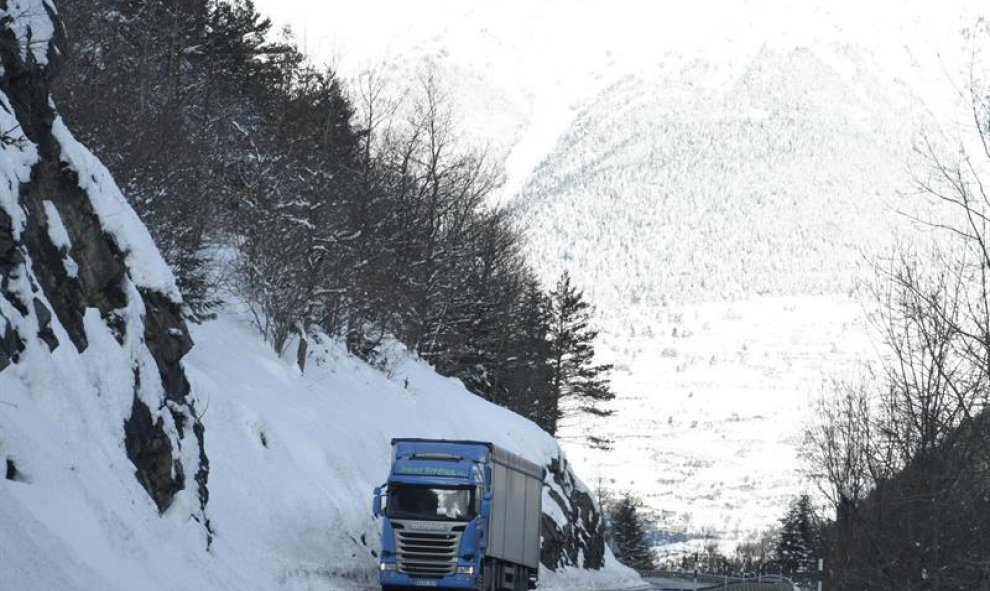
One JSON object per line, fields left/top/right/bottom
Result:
{"left": 503, "top": 19, "right": 987, "bottom": 554}
{"left": 514, "top": 44, "right": 930, "bottom": 312}
{"left": 0, "top": 4, "right": 637, "bottom": 589}
{"left": 512, "top": 43, "right": 953, "bottom": 554}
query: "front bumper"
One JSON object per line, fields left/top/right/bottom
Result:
{"left": 380, "top": 570, "right": 478, "bottom": 589}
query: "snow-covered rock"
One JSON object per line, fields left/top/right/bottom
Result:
{"left": 0, "top": 0, "right": 207, "bottom": 529}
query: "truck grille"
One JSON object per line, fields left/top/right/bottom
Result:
{"left": 396, "top": 530, "right": 461, "bottom": 577}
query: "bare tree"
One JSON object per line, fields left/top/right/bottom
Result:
{"left": 805, "top": 89, "right": 990, "bottom": 590}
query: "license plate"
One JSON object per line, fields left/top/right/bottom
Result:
{"left": 415, "top": 581, "right": 438, "bottom": 587}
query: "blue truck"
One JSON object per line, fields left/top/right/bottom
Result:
{"left": 373, "top": 439, "right": 545, "bottom": 590}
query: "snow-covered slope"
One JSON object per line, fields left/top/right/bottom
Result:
{"left": 0, "top": 4, "right": 637, "bottom": 589}
{"left": 2, "top": 310, "right": 641, "bottom": 590}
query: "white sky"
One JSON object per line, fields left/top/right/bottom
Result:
{"left": 253, "top": 0, "right": 987, "bottom": 75}
{"left": 253, "top": 0, "right": 989, "bottom": 203}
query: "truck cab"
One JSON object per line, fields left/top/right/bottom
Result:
{"left": 373, "top": 439, "right": 544, "bottom": 591}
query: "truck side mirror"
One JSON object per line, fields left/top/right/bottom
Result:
{"left": 373, "top": 486, "right": 384, "bottom": 517}
{"left": 480, "top": 492, "right": 492, "bottom": 518}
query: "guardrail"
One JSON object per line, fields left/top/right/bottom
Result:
{"left": 639, "top": 570, "right": 797, "bottom": 590}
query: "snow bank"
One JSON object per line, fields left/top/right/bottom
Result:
{"left": 0, "top": 311, "right": 640, "bottom": 590}
{"left": 0, "top": 93, "right": 38, "bottom": 236}
{"left": 540, "top": 556, "right": 643, "bottom": 590}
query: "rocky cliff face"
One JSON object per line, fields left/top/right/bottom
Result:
{"left": 541, "top": 453, "right": 608, "bottom": 570}
{"left": 0, "top": 0, "right": 209, "bottom": 539}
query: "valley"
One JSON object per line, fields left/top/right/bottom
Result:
{"left": 561, "top": 296, "right": 875, "bottom": 556}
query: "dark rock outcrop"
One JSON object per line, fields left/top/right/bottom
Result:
{"left": 0, "top": 0, "right": 210, "bottom": 537}
{"left": 124, "top": 390, "right": 185, "bottom": 512}
{"left": 541, "top": 454, "right": 608, "bottom": 570}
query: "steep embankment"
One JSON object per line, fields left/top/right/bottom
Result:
{"left": 181, "top": 316, "right": 639, "bottom": 589}
{"left": 0, "top": 3, "right": 636, "bottom": 590}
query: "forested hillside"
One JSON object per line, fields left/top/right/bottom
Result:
{"left": 53, "top": 0, "right": 615, "bottom": 437}
{"left": 0, "top": 1, "right": 636, "bottom": 590}
{"left": 515, "top": 46, "right": 931, "bottom": 315}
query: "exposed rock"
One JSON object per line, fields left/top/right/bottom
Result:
{"left": 20, "top": 158, "right": 129, "bottom": 351}
{"left": 30, "top": 295, "right": 56, "bottom": 350}
{"left": 0, "top": 0, "right": 210, "bottom": 534}
{"left": 541, "top": 455, "right": 608, "bottom": 571}
{"left": 141, "top": 289, "right": 193, "bottom": 401}
{"left": 0, "top": 209, "right": 21, "bottom": 273}
{"left": 123, "top": 392, "right": 183, "bottom": 513}
{"left": 0, "top": 314, "right": 19, "bottom": 371}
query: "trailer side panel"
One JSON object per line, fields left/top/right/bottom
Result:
{"left": 488, "top": 446, "right": 544, "bottom": 570}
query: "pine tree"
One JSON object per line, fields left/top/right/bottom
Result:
{"left": 513, "top": 278, "right": 555, "bottom": 430}
{"left": 775, "top": 494, "right": 819, "bottom": 584}
{"left": 545, "top": 271, "right": 615, "bottom": 443}
{"left": 608, "top": 493, "right": 657, "bottom": 571}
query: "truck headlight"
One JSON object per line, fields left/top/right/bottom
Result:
{"left": 456, "top": 566, "right": 475, "bottom": 575}
{"left": 380, "top": 563, "right": 397, "bottom": 571}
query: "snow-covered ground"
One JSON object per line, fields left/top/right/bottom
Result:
{"left": 558, "top": 296, "right": 876, "bottom": 556}
{"left": 0, "top": 310, "right": 639, "bottom": 591}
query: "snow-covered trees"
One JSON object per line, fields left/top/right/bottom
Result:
{"left": 231, "top": 64, "right": 364, "bottom": 357}
{"left": 52, "top": 0, "right": 616, "bottom": 436}
{"left": 55, "top": 0, "right": 284, "bottom": 317}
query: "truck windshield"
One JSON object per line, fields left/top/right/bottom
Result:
{"left": 387, "top": 484, "right": 475, "bottom": 521}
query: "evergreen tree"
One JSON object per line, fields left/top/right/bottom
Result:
{"left": 511, "top": 278, "right": 555, "bottom": 429}
{"left": 545, "top": 271, "right": 615, "bottom": 442}
{"left": 608, "top": 493, "right": 657, "bottom": 571}
{"left": 775, "top": 494, "right": 819, "bottom": 584}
